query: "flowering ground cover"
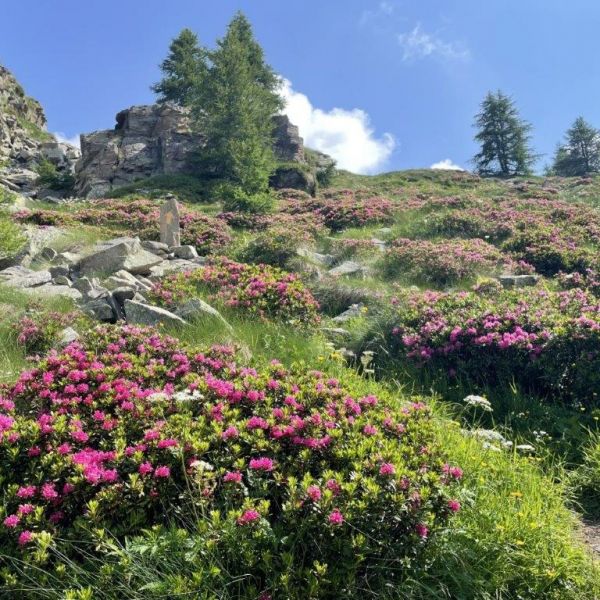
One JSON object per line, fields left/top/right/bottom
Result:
{"left": 4, "top": 171, "right": 600, "bottom": 597}
{"left": 0, "top": 325, "right": 461, "bottom": 596}
{"left": 15, "top": 199, "right": 232, "bottom": 255}
{"left": 367, "top": 286, "right": 600, "bottom": 405}
{"left": 379, "top": 237, "right": 521, "bottom": 286}
{"left": 149, "top": 257, "right": 321, "bottom": 326}
{"left": 281, "top": 192, "right": 396, "bottom": 231}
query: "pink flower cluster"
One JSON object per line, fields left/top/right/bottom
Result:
{"left": 0, "top": 325, "right": 460, "bottom": 558}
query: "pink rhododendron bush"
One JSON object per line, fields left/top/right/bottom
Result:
{"left": 14, "top": 199, "right": 233, "bottom": 255}
{"left": 395, "top": 197, "right": 600, "bottom": 276}
{"left": 281, "top": 192, "right": 396, "bottom": 231}
{"left": 380, "top": 237, "right": 523, "bottom": 286}
{"left": 374, "top": 287, "right": 600, "bottom": 404}
{"left": 149, "top": 257, "right": 321, "bottom": 326}
{"left": 0, "top": 325, "right": 461, "bottom": 594}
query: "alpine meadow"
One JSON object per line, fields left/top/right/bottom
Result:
{"left": 2, "top": 5, "right": 600, "bottom": 599}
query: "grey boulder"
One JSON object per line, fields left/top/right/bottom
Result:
{"left": 124, "top": 299, "right": 187, "bottom": 328}
{"left": 78, "top": 238, "right": 163, "bottom": 276}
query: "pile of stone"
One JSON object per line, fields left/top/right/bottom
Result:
{"left": 0, "top": 199, "right": 229, "bottom": 329}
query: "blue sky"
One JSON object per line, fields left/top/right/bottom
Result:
{"left": 0, "top": 0, "right": 598, "bottom": 174}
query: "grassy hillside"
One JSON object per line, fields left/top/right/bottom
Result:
{"left": 2, "top": 170, "right": 600, "bottom": 598}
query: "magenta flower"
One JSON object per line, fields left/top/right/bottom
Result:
{"left": 18, "top": 504, "right": 34, "bottom": 516}
{"left": 224, "top": 471, "right": 242, "bottom": 483}
{"left": 41, "top": 483, "right": 58, "bottom": 501}
{"left": 306, "top": 485, "right": 321, "bottom": 502}
{"left": 328, "top": 510, "right": 344, "bottom": 525}
{"left": 237, "top": 509, "right": 260, "bottom": 525}
{"left": 3, "top": 514, "right": 20, "bottom": 528}
{"left": 447, "top": 499, "right": 461, "bottom": 513}
{"left": 157, "top": 438, "right": 178, "bottom": 449}
{"left": 362, "top": 424, "right": 377, "bottom": 436}
{"left": 222, "top": 425, "right": 239, "bottom": 440}
{"left": 325, "top": 479, "right": 341, "bottom": 495}
{"left": 249, "top": 457, "right": 274, "bottom": 472}
{"left": 138, "top": 462, "right": 153, "bottom": 475}
{"left": 17, "top": 485, "right": 36, "bottom": 499}
{"left": 379, "top": 463, "right": 395, "bottom": 476}
{"left": 154, "top": 465, "right": 171, "bottom": 478}
{"left": 415, "top": 523, "right": 429, "bottom": 538}
{"left": 18, "top": 530, "right": 33, "bottom": 545}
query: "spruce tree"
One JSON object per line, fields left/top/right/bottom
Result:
{"left": 152, "top": 28, "right": 206, "bottom": 106}
{"left": 193, "top": 12, "right": 283, "bottom": 212}
{"left": 473, "top": 91, "right": 536, "bottom": 177}
{"left": 551, "top": 117, "right": 600, "bottom": 176}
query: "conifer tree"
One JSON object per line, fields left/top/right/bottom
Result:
{"left": 473, "top": 91, "right": 536, "bottom": 177}
{"left": 152, "top": 28, "right": 206, "bottom": 106}
{"left": 193, "top": 12, "right": 283, "bottom": 212}
{"left": 551, "top": 117, "right": 600, "bottom": 176}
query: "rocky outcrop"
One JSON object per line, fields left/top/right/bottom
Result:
{"left": 75, "top": 104, "right": 196, "bottom": 198}
{"left": 76, "top": 104, "right": 333, "bottom": 197}
{"left": 0, "top": 64, "right": 80, "bottom": 196}
{"left": 272, "top": 115, "right": 304, "bottom": 162}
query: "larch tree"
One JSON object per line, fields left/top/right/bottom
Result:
{"left": 472, "top": 91, "right": 536, "bottom": 177}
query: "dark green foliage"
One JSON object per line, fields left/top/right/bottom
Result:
{"left": 111, "top": 174, "right": 208, "bottom": 203}
{"left": 473, "top": 91, "right": 536, "bottom": 177}
{"left": 305, "top": 148, "right": 337, "bottom": 187}
{"left": 551, "top": 117, "right": 600, "bottom": 176}
{"left": 151, "top": 28, "right": 207, "bottom": 106}
{"left": 35, "top": 158, "right": 75, "bottom": 192}
{"left": 193, "top": 13, "right": 283, "bottom": 212}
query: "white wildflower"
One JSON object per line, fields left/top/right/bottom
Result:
{"left": 463, "top": 395, "right": 493, "bottom": 412}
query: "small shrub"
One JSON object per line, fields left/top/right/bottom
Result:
{"left": 380, "top": 238, "right": 514, "bottom": 286}
{"left": 281, "top": 194, "right": 395, "bottom": 231}
{"left": 0, "top": 213, "right": 25, "bottom": 258}
{"left": 0, "top": 325, "right": 460, "bottom": 597}
{"left": 366, "top": 287, "right": 600, "bottom": 405}
{"left": 149, "top": 257, "right": 321, "bottom": 326}
{"left": 12, "top": 310, "right": 84, "bottom": 356}
{"left": 217, "top": 182, "right": 274, "bottom": 214}
{"left": 35, "top": 159, "right": 75, "bottom": 193}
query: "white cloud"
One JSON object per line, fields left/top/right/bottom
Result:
{"left": 53, "top": 131, "right": 80, "bottom": 148}
{"left": 430, "top": 158, "right": 464, "bottom": 171}
{"left": 359, "top": 1, "right": 395, "bottom": 26}
{"left": 280, "top": 79, "right": 395, "bottom": 174}
{"left": 397, "top": 24, "right": 469, "bottom": 62}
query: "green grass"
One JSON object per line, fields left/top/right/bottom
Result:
{"left": 413, "top": 409, "right": 600, "bottom": 599}
{"left": 15, "top": 115, "right": 53, "bottom": 142}
{"left": 0, "top": 213, "right": 25, "bottom": 258}
{"left": 111, "top": 174, "right": 210, "bottom": 203}
{"left": 0, "top": 285, "right": 78, "bottom": 383}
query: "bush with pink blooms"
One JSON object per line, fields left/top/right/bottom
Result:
{"left": 15, "top": 199, "right": 232, "bottom": 255}
{"left": 12, "top": 310, "right": 86, "bottom": 355}
{"left": 148, "top": 257, "right": 321, "bottom": 326}
{"left": 281, "top": 193, "right": 396, "bottom": 231}
{"left": 0, "top": 325, "right": 460, "bottom": 596}
{"left": 380, "top": 237, "right": 518, "bottom": 286}
{"left": 369, "top": 287, "right": 600, "bottom": 404}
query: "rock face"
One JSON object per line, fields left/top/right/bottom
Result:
{"left": 272, "top": 115, "right": 304, "bottom": 162}
{"left": 75, "top": 104, "right": 333, "bottom": 197}
{"left": 0, "top": 64, "right": 80, "bottom": 195}
{"left": 75, "top": 104, "right": 196, "bottom": 198}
